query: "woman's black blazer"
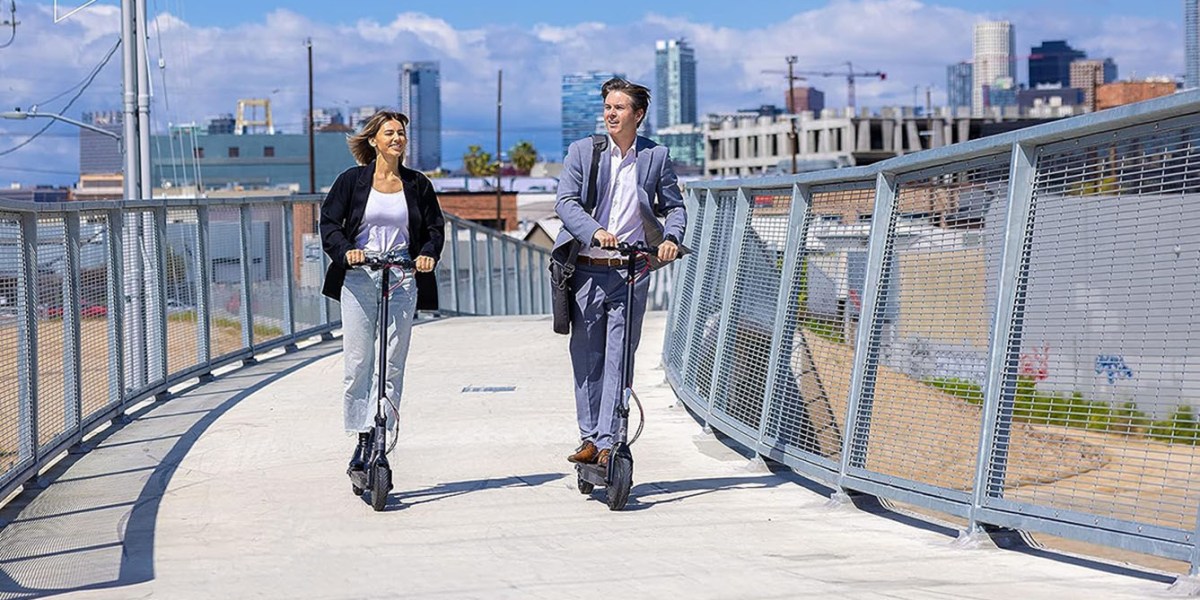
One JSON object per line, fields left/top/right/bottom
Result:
{"left": 320, "top": 161, "right": 445, "bottom": 310}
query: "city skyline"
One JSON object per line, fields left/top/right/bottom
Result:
{"left": 0, "top": 0, "right": 1185, "bottom": 187}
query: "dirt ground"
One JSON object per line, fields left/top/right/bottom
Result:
{"left": 0, "top": 316, "right": 247, "bottom": 464}
{"left": 803, "top": 330, "right": 1200, "bottom": 574}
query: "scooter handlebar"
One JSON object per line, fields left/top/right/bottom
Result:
{"left": 357, "top": 252, "right": 416, "bottom": 270}
{"left": 589, "top": 239, "right": 692, "bottom": 257}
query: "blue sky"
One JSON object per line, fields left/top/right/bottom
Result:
{"left": 0, "top": 0, "right": 1186, "bottom": 186}
{"left": 84, "top": 0, "right": 1180, "bottom": 29}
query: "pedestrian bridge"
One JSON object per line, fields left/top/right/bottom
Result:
{"left": 4, "top": 92, "right": 1200, "bottom": 597}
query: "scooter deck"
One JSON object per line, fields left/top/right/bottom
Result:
{"left": 576, "top": 462, "right": 609, "bottom": 487}
{"left": 575, "top": 445, "right": 633, "bottom": 487}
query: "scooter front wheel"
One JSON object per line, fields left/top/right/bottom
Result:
{"left": 606, "top": 454, "right": 633, "bottom": 510}
{"left": 371, "top": 464, "right": 391, "bottom": 511}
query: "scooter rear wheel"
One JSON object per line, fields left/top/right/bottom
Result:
{"left": 371, "top": 464, "right": 391, "bottom": 511}
{"left": 352, "top": 482, "right": 364, "bottom": 496}
{"left": 577, "top": 475, "right": 594, "bottom": 495}
{"left": 606, "top": 454, "right": 632, "bottom": 510}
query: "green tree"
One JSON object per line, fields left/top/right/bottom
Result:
{"left": 509, "top": 140, "right": 538, "bottom": 175}
{"left": 463, "top": 145, "right": 498, "bottom": 177}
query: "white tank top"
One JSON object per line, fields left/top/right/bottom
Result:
{"left": 355, "top": 187, "right": 410, "bottom": 253}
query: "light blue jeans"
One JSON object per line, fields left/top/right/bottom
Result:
{"left": 340, "top": 263, "right": 417, "bottom": 433}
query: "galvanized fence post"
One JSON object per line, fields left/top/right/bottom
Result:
{"left": 966, "top": 141, "right": 1039, "bottom": 538}
{"left": 238, "top": 204, "right": 254, "bottom": 358}
{"left": 702, "top": 188, "right": 751, "bottom": 431}
{"left": 754, "top": 184, "right": 811, "bottom": 451}
{"left": 150, "top": 205, "right": 168, "bottom": 385}
{"left": 676, "top": 189, "right": 718, "bottom": 398}
{"left": 448, "top": 220, "right": 460, "bottom": 313}
{"left": 64, "top": 212, "right": 83, "bottom": 438}
{"left": 834, "top": 171, "right": 898, "bottom": 499}
{"left": 195, "top": 206, "right": 213, "bottom": 370}
{"left": 17, "top": 213, "right": 38, "bottom": 471}
{"left": 281, "top": 203, "right": 297, "bottom": 342}
{"left": 106, "top": 208, "right": 127, "bottom": 410}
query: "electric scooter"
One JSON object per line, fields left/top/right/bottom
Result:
{"left": 575, "top": 240, "right": 687, "bottom": 510}
{"left": 348, "top": 249, "right": 415, "bottom": 512}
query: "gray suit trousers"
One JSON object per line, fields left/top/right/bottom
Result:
{"left": 569, "top": 262, "right": 649, "bottom": 450}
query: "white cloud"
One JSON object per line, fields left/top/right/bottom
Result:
{"left": 0, "top": 0, "right": 1182, "bottom": 187}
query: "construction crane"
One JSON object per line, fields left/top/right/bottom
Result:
{"left": 791, "top": 61, "right": 886, "bottom": 112}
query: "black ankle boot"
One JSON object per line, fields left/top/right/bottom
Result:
{"left": 348, "top": 432, "right": 370, "bottom": 472}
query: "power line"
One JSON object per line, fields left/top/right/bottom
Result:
{"left": 0, "top": 37, "right": 121, "bottom": 157}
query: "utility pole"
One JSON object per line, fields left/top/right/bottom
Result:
{"left": 495, "top": 69, "right": 503, "bottom": 230}
{"left": 786, "top": 56, "right": 798, "bottom": 174}
{"left": 306, "top": 38, "right": 315, "bottom": 194}
{"left": 925, "top": 85, "right": 933, "bottom": 148}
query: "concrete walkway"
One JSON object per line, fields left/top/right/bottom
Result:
{"left": 0, "top": 313, "right": 1175, "bottom": 599}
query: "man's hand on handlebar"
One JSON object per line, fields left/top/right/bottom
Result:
{"left": 415, "top": 255, "right": 435, "bottom": 273}
{"left": 345, "top": 249, "right": 366, "bottom": 266}
{"left": 592, "top": 228, "right": 618, "bottom": 249}
{"left": 657, "top": 240, "right": 679, "bottom": 263}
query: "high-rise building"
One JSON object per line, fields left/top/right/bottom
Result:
{"left": 1029, "top": 40, "right": 1086, "bottom": 87}
{"left": 786, "top": 86, "right": 825, "bottom": 113}
{"left": 399, "top": 61, "right": 442, "bottom": 171}
{"left": 946, "top": 62, "right": 973, "bottom": 111}
{"left": 972, "top": 21, "right": 1015, "bottom": 116}
{"left": 654, "top": 39, "right": 697, "bottom": 129}
{"left": 561, "top": 71, "right": 621, "bottom": 158}
{"left": 1102, "top": 58, "right": 1119, "bottom": 84}
{"left": 1188, "top": 0, "right": 1200, "bottom": 89}
{"left": 1071, "top": 59, "right": 1113, "bottom": 110}
{"left": 79, "top": 111, "right": 123, "bottom": 175}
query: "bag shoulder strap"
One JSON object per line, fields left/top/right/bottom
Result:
{"left": 559, "top": 134, "right": 609, "bottom": 266}
{"left": 581, "top": 134, "right": 608, "bottom": 215}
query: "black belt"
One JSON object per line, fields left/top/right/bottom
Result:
{"left": 576, "top": 255, "right": 628, "bottom": 267}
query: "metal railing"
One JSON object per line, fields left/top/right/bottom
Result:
{"left": 664, "top": 90, "right": 1200, "bottom": 578}
{"left": 0, "top": 199, "right": 552, "bottom": 503}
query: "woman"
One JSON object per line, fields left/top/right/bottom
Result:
{"left": 320, "top": 110, "right": 445, "bottom": 474}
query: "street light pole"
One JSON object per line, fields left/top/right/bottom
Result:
{"left": 120, "top": 0, "right": 139, "bottom": 201}
{"left": 306, "top": 38, "right": 315, "bottom": 195}
{"left": 786, "top": 56, "right": 798, "bottom": 175}
{"left": 1, "top": 109, "right": 122, "bottom": 140}
{"left": 495, "top": 69, "right": 503, "bottom": 230}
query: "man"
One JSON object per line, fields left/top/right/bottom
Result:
{"left": 553, "top": 77, "right": 687, "bottom": 467}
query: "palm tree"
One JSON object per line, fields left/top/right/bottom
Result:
{"left": 509, "top": 141, "right": 538, "bottom": 175}
{"left": 463, "top": 145, "right": 498, "bottom": 176}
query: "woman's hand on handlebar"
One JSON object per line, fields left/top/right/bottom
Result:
{"left": 345, "top": 249, "right": 366, "bottom": 266}
{"left": 415, "top": 255, "right": 435, "bottom": 273}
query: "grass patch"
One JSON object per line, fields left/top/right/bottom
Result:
{"left": 923, "top": 375, "right": 1198, "bottom": 445}
{"left": 802, "top": 315, "right": 845, "bottom": 343}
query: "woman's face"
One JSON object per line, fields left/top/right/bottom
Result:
{"left": 372, "top": 119, "right": 407, "bottom": 159}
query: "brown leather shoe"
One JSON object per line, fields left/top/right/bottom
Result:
{"left": 568, "top": 440, "right": 598, "bottom": 464}
{"left": 596, "top": 448, "right": 611, "bottom": 467}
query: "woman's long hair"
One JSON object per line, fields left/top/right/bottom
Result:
{"left": 347, "top": 110, "right": 410, "bottom": 166}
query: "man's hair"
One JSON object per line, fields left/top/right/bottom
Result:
{"left": 601, "top": 77, "right": 651, "bottom": 126}
{"left": 347, "top": 110, "right": 410, "bottom": 166}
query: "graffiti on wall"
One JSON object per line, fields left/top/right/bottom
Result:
{"left": 1019, "top": 344, "right": 1050, "bottom": 381}
{"left": 1095, "top": 355, "right": 1134, "bottom": 384}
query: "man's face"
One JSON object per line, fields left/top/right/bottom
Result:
{"left": 604, "top": 90, "right": 643, "bottom": 140}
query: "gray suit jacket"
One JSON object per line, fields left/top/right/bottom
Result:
{"left": 553, "top": 135, "right": 686, "bottom": 266}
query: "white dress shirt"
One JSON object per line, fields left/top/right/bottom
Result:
{"left": 582, "top": 137, "right": 644, "bottom": 259}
